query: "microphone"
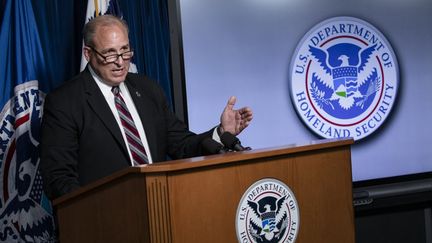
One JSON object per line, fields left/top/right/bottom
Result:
{"left": 201, "top": 138, "right": 226, "bottom": 155}
{"left": 220, "top": 132, "right": 251, "bottom": 152}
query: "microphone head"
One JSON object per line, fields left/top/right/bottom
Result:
{"left": 220, "top": 132, "right": 240, "bottom": 150}
{"left": 201, "top": 138, "right": 225, "bottom": 155}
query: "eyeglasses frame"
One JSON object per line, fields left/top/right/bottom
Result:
{"left": 87, "top": 45, "right": 134, "bottom": 64}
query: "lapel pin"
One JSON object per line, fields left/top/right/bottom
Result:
{"left": 136, "top": 91, "right": 141, "bottom": 97}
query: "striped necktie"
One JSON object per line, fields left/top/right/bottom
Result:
{"left": 112, "top": 86, "right": 148, "bottom": 165}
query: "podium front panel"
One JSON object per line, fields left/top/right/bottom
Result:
{"left": 151, "top": 146, "right": 354, "bottom": 242}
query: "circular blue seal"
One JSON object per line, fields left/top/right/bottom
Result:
{"left": 289, "top": 17, "right": 399, "bottom": 140}
{"left": 235, "top": 178, "right": 300, "bottom": 243}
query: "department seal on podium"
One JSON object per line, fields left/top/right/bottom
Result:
{"left": 235, "top": 178, "right": 299, "bottom": 243}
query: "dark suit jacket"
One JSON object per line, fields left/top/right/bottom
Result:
{"left": 40, "top": 68, "right": 213, "bottom": 199}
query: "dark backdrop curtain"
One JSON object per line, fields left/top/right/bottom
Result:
{"left": 119, "top": 0, "right": 173, "bottom": 105}
{"left": 1, "top": 0, "right": 6, "bottom": 23}
{"left": 29, "top": 0, "right": 173, "bottom": 106}
{"left": 31, "top": 0, "right": 86, "bottom": 93}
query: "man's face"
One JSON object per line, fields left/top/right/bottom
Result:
{"left": 84, "top": 24, "right": 131, "bottom": 86}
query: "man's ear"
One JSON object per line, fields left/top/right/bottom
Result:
{"left": 83, "top": 46, "right": 91, "bottom": 61}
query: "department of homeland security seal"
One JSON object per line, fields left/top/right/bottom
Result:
{"left": 0, "top": 81, "right": 56, "bottom": 242}
{"left": 236, "top": 178, "right": 299, "bottom": 243}
{"left": 289, "top": 17, "right": 399, "bottom": 140}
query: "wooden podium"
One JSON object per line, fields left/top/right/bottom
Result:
{"left": 53, "top": 138, "right": 355, "bottom": 243}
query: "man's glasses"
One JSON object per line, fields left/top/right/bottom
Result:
{"left": 88, "top": 46, "right": 134, "bottom": 63}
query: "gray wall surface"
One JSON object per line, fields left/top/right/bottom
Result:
{"left": 178, "top": 0, "right": 432, "bottom": 182}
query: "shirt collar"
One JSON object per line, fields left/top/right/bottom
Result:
{"left": 88, "top": 65, "right": 126, "bottom": 94}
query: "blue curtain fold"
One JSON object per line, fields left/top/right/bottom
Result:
{"left": 31, "top": 0, "right": 86, "bottom": 92}
{"left": 119, "top": 0, "right": 173, "bottom": 105}
{"left": 1, "top": 0, "right": 6, "bottom": 24}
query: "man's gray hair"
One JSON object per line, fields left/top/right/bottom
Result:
{"left": 82, "top": 15, "right": 129, "bottom": 47}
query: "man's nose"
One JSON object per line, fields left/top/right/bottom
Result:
{"left": 114, "top": 54, "right": 126, "bottom": 65}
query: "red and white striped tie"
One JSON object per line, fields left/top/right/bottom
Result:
{"left": 112, "top": 86, "right": 148, "bottom": 165}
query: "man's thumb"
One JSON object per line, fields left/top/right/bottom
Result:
{"left": 226, "top": 96, "right": 237, "bottom": 110}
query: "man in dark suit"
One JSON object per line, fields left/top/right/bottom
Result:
{"left": 40, "top": 15, "right": 253, "bottom": 200}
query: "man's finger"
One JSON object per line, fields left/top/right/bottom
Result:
{"left": 225, "top": 96, "right": 237, "bottom": 111}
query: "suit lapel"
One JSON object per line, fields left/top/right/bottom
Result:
{"left": 82, "top": 69, "right": 129, "bottom": 159}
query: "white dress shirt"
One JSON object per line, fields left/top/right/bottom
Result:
{"left": 89, "top": 66, "right": 153, "bottom": 164}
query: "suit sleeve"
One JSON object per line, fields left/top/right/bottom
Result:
{"left": 39, "top": 93, "right": 80, "bottom": 199}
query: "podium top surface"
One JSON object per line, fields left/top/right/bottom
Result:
{"left": 139, "top": 137, "right": 353, "bottom": 172}
{"left": 54, "top": 138, "right": 353, "bottom": 205}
